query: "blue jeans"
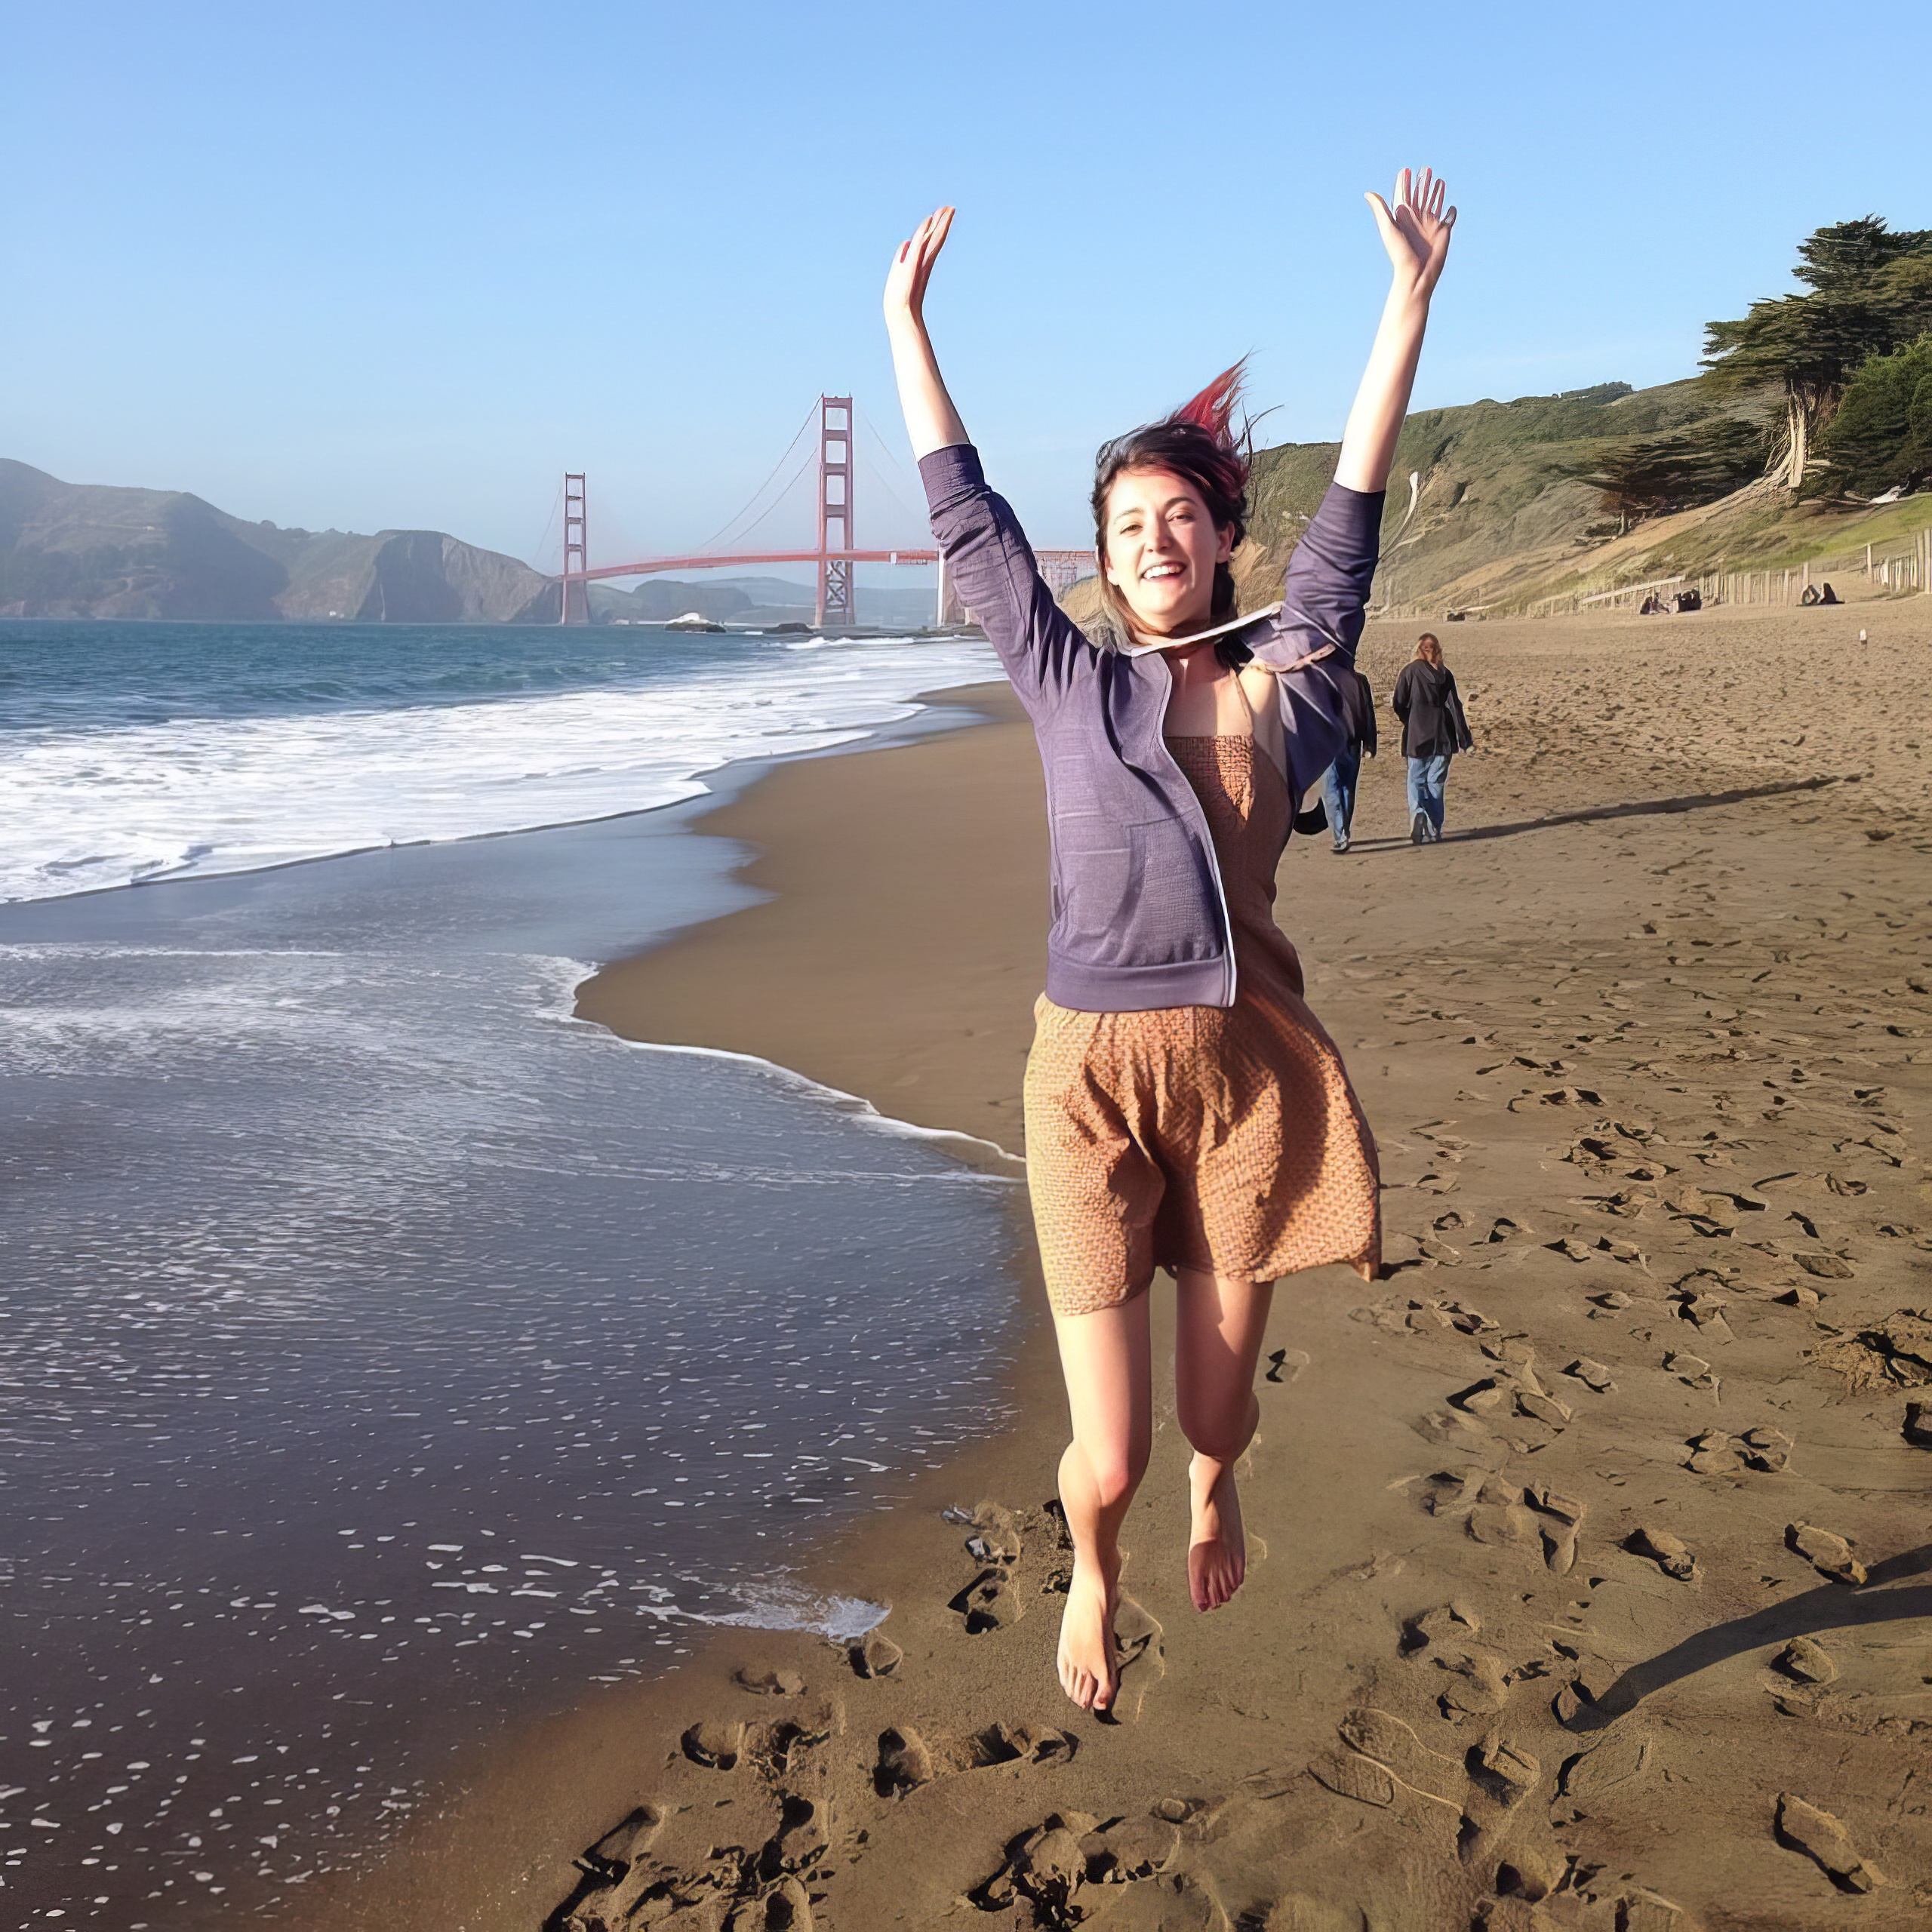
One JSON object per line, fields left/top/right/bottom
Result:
{"left": 1407, "top": 753, "right": 1451, "bottom": 834}
{"left": 1322, "top": 744, "right": 1361, "bottom": 844}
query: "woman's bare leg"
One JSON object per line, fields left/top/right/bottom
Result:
{"left": 1050, "top": 1297, "right": 1152, "bottom": 1712}
{"left": 1174, "top": 1268, "right": 1275, "bottom": 1612}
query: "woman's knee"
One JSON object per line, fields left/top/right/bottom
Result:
{"left": 1175, "top": 1391, "right": 1257, "bottom": 1465}
{"left": 1073, "top": 1434, "right": 1149, "bottom": 1510}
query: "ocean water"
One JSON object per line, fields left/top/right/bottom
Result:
{"left": 0, "top": 621, "right": 1024, "bottom": 1926}
{"left": 0, "top": 620, "right": 1001, "bottom": 903}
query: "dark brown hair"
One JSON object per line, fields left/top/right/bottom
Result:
{"left": 1091, "top": 362, "right": 1251, "bottom": 650}
{"left": 1414, "top": 632, "right": 1444, "bottom": 666}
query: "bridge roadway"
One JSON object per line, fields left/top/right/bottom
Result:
{"left": 568, "top": 549, "right": 937, "bottom": 583}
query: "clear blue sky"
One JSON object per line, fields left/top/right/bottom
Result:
{"left": 4, "top": 0, "right": 1926, "bottom": 568}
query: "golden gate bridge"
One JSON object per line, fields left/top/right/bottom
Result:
{"left": 549, "top": 395, "right": 1097, "bottom": 627}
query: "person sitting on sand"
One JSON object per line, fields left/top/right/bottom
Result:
{"left": 1392, "top": 632, "right": 1473, "bottom": 844}
{"left": 1801, "top": 582, "right": 1821, "bottom": 606}
{"left": 1820, "top": 581, "right": 1840, "bottom": 605}
{"left": 884, "top": 168, "right": 1455, "bottom": 1713}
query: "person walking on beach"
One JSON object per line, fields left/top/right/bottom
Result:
{"left": 884, "top": 170, "right": 1454, "bottom": 1714}
{"left": 1321, "top": 661, "right": 1378, "bottom": 853}
{"left": 1392, "top": 632, "right": 1472, "bottom": 844}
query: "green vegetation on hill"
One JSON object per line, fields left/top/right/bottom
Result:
{"left": 1230, "top": 378, "right": 1779, "bottom": 614}
{"left": 1809, "top": 334, "right": 1932, "bottom": 498}
{"left": 1211, "top": 213, "right": 1932, "bottom": 617}
{"left": 1703, "top": 215, "right": 1932, "bottom": 490}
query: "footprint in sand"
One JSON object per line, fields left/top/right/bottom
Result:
{"left": 1776, "top": 1793, "right": 1888, "bottom": 1893}
{"left": 1786, "top": 1521, "right": 1867, "bottom": 1586}
{"left": 1684, "top": 1426, "right": 1792, "bottom": 1475}
{"left": 681, "top": 1719, "right": 745, "bottom": 1769}
{"left": 1321, "top": 1705, "right": 1550, "bottom": 1894}
{"left": 1774, "top": 1637, "right": 1838, "bottom": 1686}
{"left": 972, "top": 1809, "right": 1188, "bottom": 1923}
{"left": 1624, "top": 1526, "right": 1697, "bottom": 1581}
{"left": 1557, "top": 1728, "right": 1654, "bottom": 1801}
{"left": 962, "top": 1500, "right": 1024, "bottom": 1565}
{"left": 574, "top": 1804, "right": 666, "bottom": 1885}
{"left": 1106, "top": 1595, "right": 1167, "bottom": 1721}
{"left": 1526, "top": 1484, "right": 1586, "bottom": 1576}
{"left": 1472, "top": 1337, "right": 1571, "bottom": 1433}
{"left": 1458, "top": 1477, "right": 1585, "bottom": 1577}
{"left": 1433, "top": 1647, "right": 1514, "bottom": 1722}
{"left": 872, "top": 1725, "right": 934, "bottom": 1797}
{"left": 1334, "top": 1707, "right": 1463, "bottom": 1806}
{"left": 949, "top": 1566, "right": 1024, "bottom": 1634}
{"left": 1564, "top": 1357, "right": 1617, "bottom": 1394}
{"left": 556, "top": 1807, "right": 678, "bottom": 1932}
{"left": 1307, "top": 1749, "right": 1398, "bottom": 1808}
{"left": 880, "top": 1720, "right": 1077, "bottom": 1798}
{"left": 734, "top": 1666, "right": 806, "bottom": 1697}
{"left": 847, "top": 1629, "right": 903, "bottom": 1678}
{"left": 1552, "top": 1649, "right": 1627, "bottom": 1730}
{"left": 743, "top": 1718, "right": 823, "bottom": 1779}
{"left": 1402, "top": 1600, "right": 1481, "bottom": 1653}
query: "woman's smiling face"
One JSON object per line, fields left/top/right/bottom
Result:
{"left": 1101, "top": 467, "right": 1234, "bottom": 637}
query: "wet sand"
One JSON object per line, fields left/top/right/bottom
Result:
{"left": 312, "top": 598, "right": 1930, "bottom": 1931}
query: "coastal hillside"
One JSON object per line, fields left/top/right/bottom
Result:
{"left": 1230, "top": 377, "right": 1931, "bottom": 615}
{"left": 1064, "top": 214, "right": 1932, "bottom": 620}
{"left": 1238, "top": 377, "right": 1777, "bottom": 612}
{"left": 0, "top": 459, "right": 555, "bottom": 623}
{"left": 1057, "top": 371, "right": 1929, "bottom": 624}
{"left": 0, "top": 461, "right": 941, "bottom": 629}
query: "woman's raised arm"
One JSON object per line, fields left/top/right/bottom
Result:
{"left": 1334, "top": 168, "right": 1457, "bottom": 494}
{"left": 884, "top": 208, "right": 969, "bottom": 460}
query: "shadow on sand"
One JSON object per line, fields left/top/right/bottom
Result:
{"left": 1340, "top": 772, "right": 1853, "bottom": 856}
{"left": 1563, "top": 1543, "right": 1932, "bottom": 1734}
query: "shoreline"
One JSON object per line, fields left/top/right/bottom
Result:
{"left": 302, "top": 602, "right": 1928, "bottom": 1928}
{"left": 576, "top": 679, "right": 1048, "bottom": 1155}
{"left": 0, "top": 669, "right": 1040, "bottom": 1931}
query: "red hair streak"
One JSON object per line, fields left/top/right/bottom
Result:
{"left": 1171, "top": 359, "right": 1249, "bottom": 461}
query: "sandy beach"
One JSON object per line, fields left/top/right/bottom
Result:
{"left": 309, "top": 595, "right": 1930, "bottom": 1932}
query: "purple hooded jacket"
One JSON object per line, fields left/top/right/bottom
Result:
{"left": 920, "top": 443, "right": 1383, "bottom": 1014}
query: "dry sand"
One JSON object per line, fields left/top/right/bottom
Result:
{"left": 311, "top": 597, "right": 1930, "bottom": 1932}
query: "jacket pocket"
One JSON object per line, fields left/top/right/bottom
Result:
{"left": 1053, "top": 812, "right": 1132, "bottom": 955}
{"left": 1052, "top": 811, "right": 1215, "bottom": 967}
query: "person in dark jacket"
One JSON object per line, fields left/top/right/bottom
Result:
{"left": 1321, "top": 664, "right": 1378, "bottom": 852}
{"left": 1391, "top": 632, "right": 1472, "bottom": 843}
{"left": 885, "top": 169, "right": 1456, "bottom": 1715}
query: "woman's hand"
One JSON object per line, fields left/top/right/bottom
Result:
{"left": 1334, "top": 171, "right": 1456, "bottom": 492}
{"left": 1365, "top": 168, "right": 1455, "bottom": 305}
{"left": 883, "top": 206, "right": 969, "bottom": 459}
{"left": 883, "top": 205, "right": 955, "bottom": 334}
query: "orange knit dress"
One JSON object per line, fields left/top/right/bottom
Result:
{"left": 1022, "top": 735, "right": 1382, "bottom": 1317}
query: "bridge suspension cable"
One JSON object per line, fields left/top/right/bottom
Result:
{"left": 552, "top": 391, "right": 1097, "bottom": 628}
{"left": 691, "top": 399, "right": 820, "bottom": 557}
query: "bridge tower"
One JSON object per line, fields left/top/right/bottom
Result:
{"left": 560, "top": 472, "right": 588, "bottom": 623}
{"left": 815, "top": 396, "right": 854, "bottom": 627}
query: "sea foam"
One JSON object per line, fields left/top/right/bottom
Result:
{"left": 0, "top": 627, "right": 1001, "bottom": 903}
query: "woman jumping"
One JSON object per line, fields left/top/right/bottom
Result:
{"left": 884, "top": 171, "right": 1455, "bottom": 1712}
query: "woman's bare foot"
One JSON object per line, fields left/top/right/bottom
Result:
{"left": 1057, "top": 1555, "right": 1120, "bottom": 1710}
{"left": 1188, "top": 1454, "right": 1247, "bottom": 1611}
